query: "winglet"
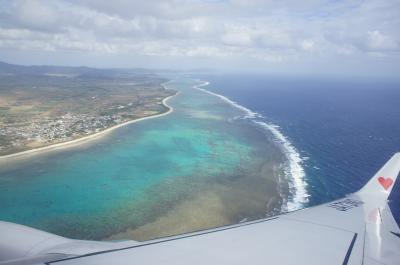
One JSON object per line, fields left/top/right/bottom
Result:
{"left": 357, "top": 152, "right": 400, "bottom": 201}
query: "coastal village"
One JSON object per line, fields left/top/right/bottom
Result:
{"left": 0, "top": 113, "right": 120, "bottom": 151}
{"left": 0, "top": 98, "right": 172, "bottom": 156}
{"left": 0, "top": 63, "right": 175, "bottom": 156}
{"left": 0, "top": 95, "right": 173, "bottom": 156}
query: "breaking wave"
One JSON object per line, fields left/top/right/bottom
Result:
{"left": 194, "top": 80, "right": 309, "bottom": 211}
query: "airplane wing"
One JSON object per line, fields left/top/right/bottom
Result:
{"left": 1, "top": 153, "right": 399, "bottom": 265}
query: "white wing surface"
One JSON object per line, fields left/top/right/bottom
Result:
{"left": 1, "top": 153, "right": 399, "bottom": 265}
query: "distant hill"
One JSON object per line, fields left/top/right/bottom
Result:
{"left": 0, "top": 61, "right": 181, "bottom": 78}
{"left": 0, "top": 61, "right": 105, "bottom": 76}
{"left": 0, "top": 60, "right": 176, "bottom": 156}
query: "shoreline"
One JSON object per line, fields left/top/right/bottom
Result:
{"left": 192, "top": 79, "right": 308, "bottom": 212}
{"left": 1, "top": 78, "right": 290, "bottom": 241}
{"left": 0, "top": 89, "right": 178, "bottom": 162}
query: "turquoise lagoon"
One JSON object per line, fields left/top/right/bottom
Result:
{"left": 0, "top": 79, "right": 286, "bottom": 240}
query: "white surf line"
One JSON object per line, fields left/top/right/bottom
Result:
{"left": 193, "top": 80, "right": 308, "bottom": 212}
{"left": 194, "top": 81, "right": 258, "bottom": 119}
{"left": 252, "top": 121, "right": 309, "bottom": 211}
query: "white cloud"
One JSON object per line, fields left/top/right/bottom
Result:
{"left": 0, "top": 0, "right": 399, "bottom": 76}
{"left": 301, "top": 39, "right": 315, "bottom": 51}
{"left": 367, "top": 30, "right": 398, "bottom": 51}
{"left": 336, "top": 45, "right": 357, "bottom": 56}
{"left": 221, "top": 26, "right": 253, "bottom": 46}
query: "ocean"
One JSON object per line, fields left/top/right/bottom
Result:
{"left": 0, "top": 79, "right": 287, "bottom": 240}
{"left": 200, "top": 74, "right": 400, "bottom": 223}
{"left": 0, "top": 75, "right": 399, "bottom": 240}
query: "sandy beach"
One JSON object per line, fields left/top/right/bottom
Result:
{"left": 0, "top": 92, "right": 178, "bottom": 162}
{"left": 0, "top": 78, "right": 288, "bottom": 241}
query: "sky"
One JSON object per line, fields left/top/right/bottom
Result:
{"left": 0, "top": 0, "right": 399, "bottom": 77}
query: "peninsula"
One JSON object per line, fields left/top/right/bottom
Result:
{"left": 0, "top": 62, "right": 176, "bottom": 157}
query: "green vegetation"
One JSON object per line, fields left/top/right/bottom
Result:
{"left": 0, "top": 62, "right": 175, "bottom": 155}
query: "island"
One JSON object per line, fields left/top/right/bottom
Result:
{"left": 0, "top": 62, "right": 176, "bottom": 156}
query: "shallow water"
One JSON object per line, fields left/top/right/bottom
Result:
{"left": 0, "top": 79, "right": 286, "bottom": 240}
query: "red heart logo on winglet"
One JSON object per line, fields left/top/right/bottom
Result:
{"left": 378, "top": 177, "right": 393, "bottom": 190}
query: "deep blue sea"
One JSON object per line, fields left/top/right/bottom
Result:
{"left": 1, "top": 76, "right": 399, "bottom": 239}
{"left": 201, "top": 74, "right": 400, "bottom": 224}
